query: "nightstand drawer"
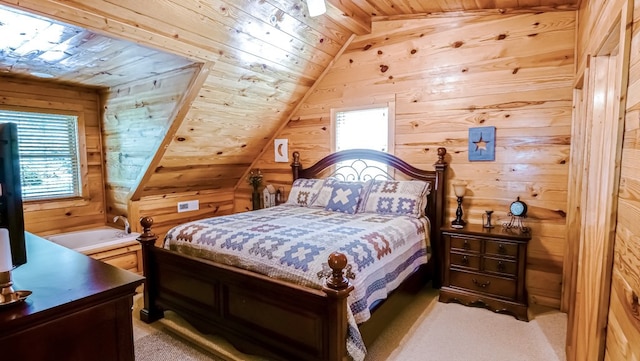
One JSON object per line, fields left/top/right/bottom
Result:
{"left": 449, "top": 270, "right": 516, "bottom": 299}
{"left": 450, "top": 252, "right": 481, "bottom": 270}
{"left": 450, "top": 237, "right": 481, "bottom": 253}
{"left": 485, "top": 240, "right": 518, "bottom": 258}
{"left": 484, "top": 257, "right": 517, "bottom": 276}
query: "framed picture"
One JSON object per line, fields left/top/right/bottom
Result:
{"left": 468, "top": 126, "right": 495, "bottom": 161}
{"left": 274, "top": 139, "right": 288, "bottom": 162}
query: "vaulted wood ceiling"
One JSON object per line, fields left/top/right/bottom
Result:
{"left": 0, "top": 0, "right": 578, "bottom": 214}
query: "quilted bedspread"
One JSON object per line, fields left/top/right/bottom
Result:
{"left": 164, "top": 204, "right": 431, "bottom": 361}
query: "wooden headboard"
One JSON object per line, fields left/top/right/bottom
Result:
{"left": 290, "top": 148, "right": 448, "bottom": 287}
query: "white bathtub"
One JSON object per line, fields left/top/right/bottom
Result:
{"left": 47, "top": 226, "right": 141, "bottom": 254}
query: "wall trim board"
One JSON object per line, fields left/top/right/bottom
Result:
{"left": 566, "top": 0, "right": 633, "bottom": 359}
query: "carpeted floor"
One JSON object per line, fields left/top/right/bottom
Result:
{"left": 133, "top": 287, "right": 567, "bottom": 361}
{"left": 135, "top": 331, "right": 225, "bottom": 361}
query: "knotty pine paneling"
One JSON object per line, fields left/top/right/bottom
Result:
{"left": 129, "top": 190, "right": 235, "bottom": 246}
{"left": 101, "top": 65, "right": 199, "bottom": 221}
{"left": 0, "top": 76, "right": 105, "bottom": 236}
{"left": 0, "top": 1, "right": 356, "bottom": 204}
{"left": 575, "top": 0, "right": 628, "bottom": 78}
{"left": 249, "top": 11, "right": 575, "bottom": 309}
{"left": 604, "top": 0, "right": 640, "bottom": 352}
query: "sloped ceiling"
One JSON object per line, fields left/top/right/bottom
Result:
{"left": 0, "top": 5, "right": 194, "bottom": 88}
{"left": 0, "top": 0, "right": 579, "bottom": 207}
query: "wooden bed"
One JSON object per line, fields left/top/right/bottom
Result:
{"left": 136, "top": 148, "right": 448, "bottom": 361}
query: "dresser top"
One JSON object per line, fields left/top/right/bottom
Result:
{"left": 441, "top": 223, "right": 532, "bottom": 241}
{"left": 0, "top": 232, "right": 144, "bottom": 333}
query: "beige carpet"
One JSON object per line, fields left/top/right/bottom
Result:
{"left": 133, "top": 287, "right": 567, "bottom": 361}
{"left": 135, "top": 331, "right": 225, "bottom": 361}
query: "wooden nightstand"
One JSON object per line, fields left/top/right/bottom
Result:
{"left": 439, "top": 223, "right": 531, "bottom": 321}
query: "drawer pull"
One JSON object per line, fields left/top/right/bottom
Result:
{"left": 463, "top": 240, "right": 470, "bottom": 250}
{"left": 498, "top": 244, "right": 506, "bottom": 254}
{"left": 498, "top": 261, "right": 506, "bottom": 272}
{"left": 462, "top": 256, "right": 469, "bottom": 265}
{"left": 472, "top": 279, "right": 491, "bottom": 288}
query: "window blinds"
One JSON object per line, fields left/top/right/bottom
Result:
{"left": 0, "top": 110, "right": 81, "bottom": 200}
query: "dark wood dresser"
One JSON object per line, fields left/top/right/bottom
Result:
{"left": 439, "top": 224, "right": 531, "bottom": 321}
{"left": 0, "top": 232, "right": 144, "bottom": 360}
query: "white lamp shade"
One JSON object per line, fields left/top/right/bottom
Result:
{"left": 0, "top": 228, "right": 12, "bottom": 272}
{"left": 307, "top": 0, "right": 327, "bottom": 17}
{"left": 453, "top": 182, "right": 467, "bottom": 197}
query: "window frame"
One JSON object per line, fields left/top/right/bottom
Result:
{"left": 0, "top": 105, "right": 89, "bottom": 202}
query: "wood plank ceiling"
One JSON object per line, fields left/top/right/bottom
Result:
{"left": 0, "top": 0, "right": 579, "bottom": 202}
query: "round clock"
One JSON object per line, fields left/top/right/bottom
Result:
{"left": 509, "top": 197, "right": 527, "bottom": 217}
{"left": 503, "top": 197, "right": 530, "bottom": 233}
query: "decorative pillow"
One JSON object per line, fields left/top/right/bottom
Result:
{"left": 324, "top": 182, "right": 365, "bottom": 214}
{"left": 312, "top": 178, "right": 371, "bottom": 208}
{"left": 360, "top": 180, "right": 431, "bottom": 218}
{"left": 309, "top": 177, "right": 339, "bottom": 208}
{"left": 285, "top": 178, "right": 324, "bottom": 206}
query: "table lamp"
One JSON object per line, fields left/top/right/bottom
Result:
{"left": 451, "top": 182, "right": 467, "bottom": 228}
{"left": 0, "top": 228, "right": 15, "bottom": 297}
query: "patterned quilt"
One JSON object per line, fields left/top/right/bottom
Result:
{"left": 164, "top": 204, "right": 431, "bottom": 361}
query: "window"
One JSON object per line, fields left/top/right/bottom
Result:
{"left": 331, "top": 104, "right": 394, "bottom": 179}
{"left": 334, "top": 106, "right": 391, "bottom": 153}
{"left": 0, "top": 109, "right": 82, "bottom": 200}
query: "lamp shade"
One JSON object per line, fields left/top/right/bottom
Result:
{"left": 307, "top": 0, "right": 326, "bottom": 17}
{"left": 0, "top": 228, "right": 12, "bottom": 272}
{"left": 453, "top": 182, "right": 467, "bottom": 197}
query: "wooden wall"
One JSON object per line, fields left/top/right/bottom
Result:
{"left": 0, "top": 76, "right": 105, "bottom": 235}
{"left": 101, "top": 65, "right": 199, "bottom": 222}
{"left": 565, "top": 0, "right": 640, "bottom": 360}
{"left": 248, "top": 11, "right": 576, "bottom": 309}
{"left": 607, "top": 0, "right": 640, "bottom": 358}
{"left": 129, "top": 189, "right": 235, "bottom": 245}
{"left": 0, "top": 0, "right": 357, "bottom": 207}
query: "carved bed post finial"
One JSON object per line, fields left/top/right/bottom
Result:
{"left": 436, "top": 147, "right": 447, "bottom": 165}
{"left": 291, "top": 151, "right": 301, "bottom": 180}
{"left": 137, "top": 216, "right": 157, "bottom": 247}
{"left": 326, "top": 252, "right": 352, "bottom": 290}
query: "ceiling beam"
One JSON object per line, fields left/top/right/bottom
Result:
{"left": 325, "top": 0, "right": 371, "bottom": 35}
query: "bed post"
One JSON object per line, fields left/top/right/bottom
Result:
{"left": 136, "top": 216, "right": 164, "bottom": 323}
{"left": 432, "top": 147, "right": 448, "bottom": 288}
{"left": 291, "top": 151, "right": 301, "bottom": 180}
{"left": 322, "top": 252, "right": 354, "bottom": 361}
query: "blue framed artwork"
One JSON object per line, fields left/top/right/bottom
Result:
{"left": 468, "top": 126, "right": 495, "bottom": 161}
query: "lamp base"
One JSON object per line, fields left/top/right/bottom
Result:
{"left": 0, "top": 270, "right": 32, "bottom": 307}
{"left": 0, "top": 270, "right": 14, "bottom": 296}
{"left": 451, "top": 219, "right": 466, "bottom": 229}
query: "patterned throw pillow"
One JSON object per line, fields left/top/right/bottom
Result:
{"left": 285, "top": 178, "right": 324, "bottom": 206}
{"left": 309, "top": 178, "right": 338, "bottom": 208}
{"left": 360, "top": 180, "right": 431, "bottom": 218}
{"left": 324, "top": 182, "right": 365, "bottom": 214}
{"left": 312, "top": 178, "right": 371, "bottom": 208}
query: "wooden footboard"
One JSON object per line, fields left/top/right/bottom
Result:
{"left": 137, "top": 217, "right": 353, "bottom": 361}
